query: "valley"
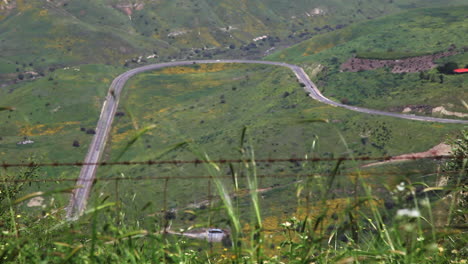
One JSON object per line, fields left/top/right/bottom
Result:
{"left": 0, "top": 1, "right": 467, "bottom": 263}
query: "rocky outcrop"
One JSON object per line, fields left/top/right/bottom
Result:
{"left": 390, "top": 104, "right": 433, "bottom": 115}
{"left": 432, "top": 106, "right": 468, "bottom": 118}
{"left": 341, "top": 49, "right": 458, "bottom": 73}
{"left": 392, "top": 105, "right": 468, "bottom": 118}
{"left": 0, "top": 0, "right": 16, "bottom": 16}
{"left": 114, "top": 2, "right": 145, "bottom": 17}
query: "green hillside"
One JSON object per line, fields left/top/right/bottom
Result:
{"left": 91, "top": 63, "right": 460, "bottom": 221}
{"left": 1, "top": 62, "right": 464, "bottom": 263}
{"left": 2, "top": 0, "right": 467, "bottom": 88}
{"left": 1, "top": 0, "right": 467, "bottom": 69}
{"left": 0, "top": 2, "right": 465, "bottom": 209}
{"left": 0, "top": 2, "right": 467, "bottom": 263}
{"left": 268, "top": 6, "right": 468, "bottom": 116}
{"left": 0, "top": 2, "right": 465, "bottom": 170}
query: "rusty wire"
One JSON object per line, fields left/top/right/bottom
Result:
{"left": 0, "top": 170, "right": 461, "bottom": 184}
{"left": 0, "top": 154, "right": 455, "bottom": 169}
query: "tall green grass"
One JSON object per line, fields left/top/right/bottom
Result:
{"left": 0, "top": 128, "right": 466, "bottom": 263}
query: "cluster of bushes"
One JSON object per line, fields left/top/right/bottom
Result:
{"left": 437, "top": 62, "right": 466, "bottom": 74}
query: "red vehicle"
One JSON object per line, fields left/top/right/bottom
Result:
{"left": 454, "top": 68, "right": 468, "bottom": 73}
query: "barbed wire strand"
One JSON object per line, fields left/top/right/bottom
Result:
{"left": 0, "top": 170, "right": 461, "bottom": 184}
{"left": 0, "top": 155, "right": 456, "bottom": 169}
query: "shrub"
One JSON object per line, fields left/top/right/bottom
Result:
{"left": 437, "top": 62, "right": 459, "bottom": 74}
{"left": 340, "top": 98, "right": 350, "bottom": 104}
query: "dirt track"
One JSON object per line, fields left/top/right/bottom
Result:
{"left": 363, "top": 143, "right": 452, "bottom": 167}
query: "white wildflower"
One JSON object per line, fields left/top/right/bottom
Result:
{"left": 397, "top": 208, "right": 421, "bottom": 218}
{"left": 396, "top": 182, "right": 405, "bottom": 191}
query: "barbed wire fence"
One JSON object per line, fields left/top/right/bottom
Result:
{"left": 0, "top": 170, "right": 461, "bottom": 184}
{"left": 1, "top": 154, "right": 461, "bottom": 236}
{"left": 0, "top": 154, "right": 454, "bottom": 169}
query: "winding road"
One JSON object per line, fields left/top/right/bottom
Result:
{"left": 66, "top": 59, "right": 468, "bottom": 220}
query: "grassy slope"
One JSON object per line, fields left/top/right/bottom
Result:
{"left": 86, "top": 63, "right": 460, "bottom": 223}
{"left": 0, "top": 3, "right": 466, "bottom": 260}
{"left": 2, "top": 1, "right": 461, "bottom": 173}
{"left": 118, "top": 0, "right": 468, "bottom": 45}
{"left": 0, "top": 3, "right": 464, "bottom": 218}
{"left": 1, "top": 0, "right": 467, "bottom": 70}
{"left": 267, "top": 6, "right": 468, "bottom": 114}
{"left": 0, "top": 65, "right": 122, "bottom": 172}
{"left": 0, "top": 1, "right": 173, "bottom": 69}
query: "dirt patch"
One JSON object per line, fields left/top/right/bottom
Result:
{"left": 0, "top": 0, "right": 16, "bottom": 18}
{"left": 0, "top": 0, "right": 16, "bottom": 11}
{"left": 27, "top": 196, "right": 44, "bottom": 207}
{"left": 114, "top": 2, "right": 145, "bottom": 17}
{"left": 340, "top": 49, "right": 458, "bottom": 73}
{"left": 432, "top": 106, "right": 468, "bottom": 118}
{"left": 389, "top": 104, "right": 433, "bottom": 115}
{"left": 390, "top": 105, "right": 468, "bottom": 118}
{"left": 363, "top": 143, "right": 452, "bottom": 168}
{"left": 168, "top": 30, "right": 189, "bottom": 37}
{"left": 402, "top": 107, "right": 412, "bottom": 113}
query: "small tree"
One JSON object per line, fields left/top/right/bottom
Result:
{"left": 340, "top": 98, "right": 350, "bottom": 104}
{"left": 437, "top": 62, "right": 459, "bottom": 74}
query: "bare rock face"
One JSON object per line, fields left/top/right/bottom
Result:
{"left": 0, "top": 0, "right": 16, "bottom": 17}
{"left": 394, "top": 105, "right": 468, "bottom": 118}
{"left": 402, "top": 107, "right": 412, "bottom": 113}
{"left": 432, "top": 106, "right": 468, "bottom": 118}
{"left": 389, "top": 104, "right": 433, "bottom": 114}
{"left": 0, "top": 0, "right": 15, "bottom": 10}
{"left": 114, "top": 1, "right": 145, "bottom": 17}
{"left": 340, "top": 49, "right": 458, "bottom": 73}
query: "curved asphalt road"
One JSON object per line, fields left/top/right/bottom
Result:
{"left": 66, "top": 59, "right": 468, "bottom": 220}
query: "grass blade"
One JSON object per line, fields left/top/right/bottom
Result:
{"left": 113, "top": 124, "right": 157, "bottom": 161}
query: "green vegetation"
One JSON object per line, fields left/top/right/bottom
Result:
{"left": 0, "top": 64, "right": 123, "bottom": 183}
{"left": 86, "top": 63, "right": 460, "bottom": 224}
{"left": 1, "top": 0, "right": 467, "bottom": 262}
{"left": 355, "top": 51, "right": 434, "bottom": 60}
{"left": 0, "top": 126, "right": 466, "bottom": 263}
{"left": 268, "top": 6, "right": 468, "bottom": 63}
{"left": 268, "top": 6, "right": 468, "bottom": 116}
{"left": 1, "top": 0, "right": 467, "bottom": 73}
